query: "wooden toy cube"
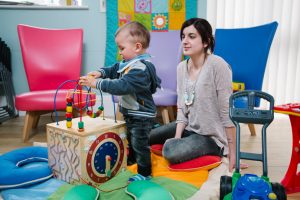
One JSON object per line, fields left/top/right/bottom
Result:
{"left": 47, "top": 116, "right": 127, "bottom": 187}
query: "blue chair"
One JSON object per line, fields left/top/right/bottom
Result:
{"left": 214, "top": 21, "right": 278, "bottom": 135}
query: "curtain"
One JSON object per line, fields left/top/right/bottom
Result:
{"left": 207, "top": 0, "right": 300, "bottom": 105}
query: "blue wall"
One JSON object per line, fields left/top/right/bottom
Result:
{"left": 0, "top": 0, "right": 206, "bottom": 95}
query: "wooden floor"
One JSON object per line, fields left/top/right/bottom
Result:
{"left": 0, "top": 114, "right": 299, "bottom": 199}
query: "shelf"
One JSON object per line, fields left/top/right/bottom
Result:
{"left": 0, "top": 5, "right": 88, "bottom": 10}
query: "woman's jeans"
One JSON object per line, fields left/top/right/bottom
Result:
{"left": 150, "top": 121, "right": 223, "bottom": 164}
{"left": 124, "top": 116, "right": 153, "bottom": 176}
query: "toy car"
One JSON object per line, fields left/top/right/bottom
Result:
{"left": 220, "top": 90, "right": 286, "bottom": 200}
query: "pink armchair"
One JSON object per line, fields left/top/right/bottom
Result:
{"left": 15, "top": 24, "right": 83, "bottom": 142}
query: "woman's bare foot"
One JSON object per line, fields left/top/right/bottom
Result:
{"left": 240, "top": 163, "right": 249, "bottom": 169}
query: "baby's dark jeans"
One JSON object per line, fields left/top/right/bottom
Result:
{"left": 124, "top": 116, "right": 154, "bottom": 176}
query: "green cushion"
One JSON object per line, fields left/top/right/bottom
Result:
{"left": 126, "top": 181, "right": 174, "bottom": 200}
{"left": 63, "top": 184, "right": 99, "bottom": 200}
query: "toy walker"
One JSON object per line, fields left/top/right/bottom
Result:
{"left": 220, "top": 90, "right": 287, "bottom": 200}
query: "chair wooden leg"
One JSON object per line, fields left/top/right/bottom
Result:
{"left": 32, "top": 110, "right": 51, "bottom": 129}
{"left": 173, "top": 105, "right": 177, "bottom": 119}
{"left": 160, "top": 107, "right": 170, "bottom": 124}
{"left": 167, "top": 106, "right": 175, "bottom": 122}
{"left": 23, "top": 111, "right": 37, "bottom": 142}
{"left": 248, "top": 123, "right": 256, "bottom": 136}
{"left": 32, "top": 114, "right": 40, "bottom": 129}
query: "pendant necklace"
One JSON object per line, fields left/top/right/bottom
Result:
{"left": 184, "top": 59, "right": 204, "bottom": 106}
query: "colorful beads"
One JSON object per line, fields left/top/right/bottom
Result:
{"left": 66, "top": 97, "right": 73, "bottom": 128}
{"left": 65, "top": 88, "right": 104, "bottom": 132}
{"left": 66, "top": 97, "right": 73, "bottom": 103}
{"left": 86, "top": 106, "right": 104, "bottom": 118}
{"left": 86, "top": 110, "right": 93, "bottom": 116}
{"left": 78, "top": 121, "right": 84, "bottom": 132}
{"left": 66, "top": 112, "right": 72, "bottom": 119}
{"left": 66, "top": 106, "right": 72, "bottom": 113}
{"left": 66, "top": 121, "right": 72, "bottom": 128}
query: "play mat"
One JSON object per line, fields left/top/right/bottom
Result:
{"left": 0, "top": 146, "right": 215, "bottom": 200}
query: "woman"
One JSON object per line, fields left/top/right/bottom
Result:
{"left": 150, "top": 18, "right": 236, "bottom": 172}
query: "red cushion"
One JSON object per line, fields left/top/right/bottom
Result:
{"left": 15, "top": 90, "right": 96, "bottom": 111}
{"left": 15, "top": 90, "right": 68, "bottom": 111}
{"left": 150, "top": 144, "right": 222, "bottom": 171}
{"left": 168, "top": 155, "right": 222, "bottom": 171}
{"left": 150, "top": 144, "right": 164, "bottom": 156}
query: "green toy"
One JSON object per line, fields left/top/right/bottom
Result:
{"left": 63, "top": 184, "right": 99, "bottom": 200}
{"left": 126, "top": 181, "right": 174, "bottom": 200}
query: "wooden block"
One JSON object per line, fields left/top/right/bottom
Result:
{"left": 47, "top": 116, "right": 127, "bottom": 187}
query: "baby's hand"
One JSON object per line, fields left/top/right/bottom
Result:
{"left": 87, "top": 71, "right": 102, "bottom": 78}
{"left": 79, "top": 76, "right": 97, "bottom": 88}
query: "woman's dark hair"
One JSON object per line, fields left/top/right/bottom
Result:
{"left": 180, "top": 18, "right": 215, "bottom": 53}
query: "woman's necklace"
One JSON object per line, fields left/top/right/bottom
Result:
{"left": 184, "top": 59, "right": 205, "bottom": 106}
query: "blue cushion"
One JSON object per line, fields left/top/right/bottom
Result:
{"left": 0, "top": 146, "right": 52, "bottom": 189}
{"left": 0, "top": 178, "right": 65, "bottom": 200}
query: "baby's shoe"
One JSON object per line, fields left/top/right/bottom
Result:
{"left": 128, "top": 174, "right": 151, "bottom": 183}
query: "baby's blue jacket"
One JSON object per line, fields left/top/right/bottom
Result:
{"left": 96, "top": 60, "right": 161, "bottom": 118}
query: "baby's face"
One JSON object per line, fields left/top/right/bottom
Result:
{"left": 115, "top": 30, "right": 138, "bottom": 61}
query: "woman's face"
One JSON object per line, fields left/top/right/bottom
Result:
{"left": 181, "top": 25, "right": 207, "bottom": 57}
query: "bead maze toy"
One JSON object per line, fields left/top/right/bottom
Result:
{"left": 49, "top": 80, "right": 127, "bottom": 187}
{"left": 64, "top": 84, "right": 101, "bottom": 132}
{"left": 274, "top": 103, "right": 300, "bottom": 194}
{"left": 54, "top": 80, "right": 107, "bottom": 132}
{"left": 220, "top": 90, "right": 286, "bottom": 200}
{"left": 47, "top": 116, "right": 127, "bottom": 187}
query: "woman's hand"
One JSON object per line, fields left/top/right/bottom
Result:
{"left": 79, "top": 75, "right": 97, "bottom": 88}
{"left": 87, "top": 71, "right": 102, "bottom": 78}
{"left": 174, "top": 122, "right": 186, "bottom": 139}
{"left": 228, "top": 146, "right": 236, "bottom": 172}
{"left": 225, "top": 127, "right": 236, "bottom": 172}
